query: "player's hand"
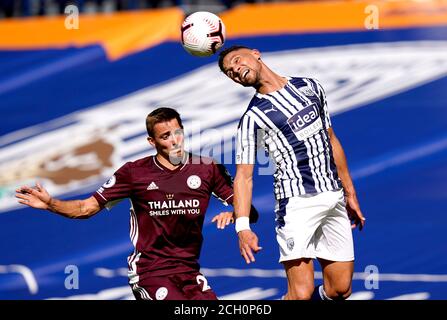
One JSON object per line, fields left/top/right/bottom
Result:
{"left": 15, "top": 182, "right": 51, "bottom": 210}
{"left": 211, "top": 211, "right": 234, "bottom": 230}
{"left": 345, "top": 193, "right": 365, "bottom": 231}
{"left": 238, "top": 230, "right": 262, "bottom": 264}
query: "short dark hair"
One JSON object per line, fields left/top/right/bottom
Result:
{"left": 146, "top": 107, "right": 183, "bottom": 137}
{"left": 218, "top": 45, "right": 251, "bottom": 72}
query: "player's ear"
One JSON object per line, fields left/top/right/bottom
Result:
{"left": 147, "top": 136, "right": 155, "bottom": 147}
{"left": 252, "top": 49, "right": 261, "bottom": 60}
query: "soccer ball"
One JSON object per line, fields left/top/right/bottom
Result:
{"left": 181, "top": 11, "right": 226, "bottom": 57}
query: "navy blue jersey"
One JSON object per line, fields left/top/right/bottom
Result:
{"left": 236, "top": 77, "right": 342, "bottom": 199}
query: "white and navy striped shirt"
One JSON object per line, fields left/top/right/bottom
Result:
{"left": 236, "top": 77, "right": 342, "bottom": 200}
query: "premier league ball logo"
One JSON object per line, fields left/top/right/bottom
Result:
{"left": 102, "top": 175, "right": 116, "bottom": 188}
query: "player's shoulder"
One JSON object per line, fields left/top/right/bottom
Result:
{"left": 289, "top": 76, "right": 319, "bottom": 86}
{"left": 290, "top": 77, "right": 325, "bottom": 97}
{"left": 244, "top": 95, "right": 264, "bottom": 112}
{"left": 240, "top": 95, "right": 270, "bottom": 118}
{"left": 125, "top": 155, "right": 153, "bottom": 169}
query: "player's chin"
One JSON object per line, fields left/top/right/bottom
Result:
{"left": 240, "top": 78, "right": 256, "bottom": 87}
{"left": 169, "top": 150, "right": 184, "bottom": 164}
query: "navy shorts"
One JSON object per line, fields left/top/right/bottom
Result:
{"left": 131, "top": 271, "right": 217, "bottom": 300}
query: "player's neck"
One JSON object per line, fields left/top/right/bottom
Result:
{"left": 256, "top": 72, "right": 287, "bottom": 94}
{"left": 155, "top": 153, "right": 185, "bottom": 171}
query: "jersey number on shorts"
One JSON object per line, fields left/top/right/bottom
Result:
{"left": 196, "top": 275, "right": 211, "bottom": 292}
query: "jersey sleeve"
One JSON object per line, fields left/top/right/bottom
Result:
{"left": 312, "top": 78, "right": 332, "bottom": 129}
{"left": 93, "top": 162, "right": 133, "bottom": 210}
{"left": 236, "top": 112, "right": 260, "bottom": 165}
{"left": 211, "top": 162, "right": 234, "bottom": 206}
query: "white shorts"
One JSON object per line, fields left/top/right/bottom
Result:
{"left": 275, "top": 189, "right": 354, "bottom": 263}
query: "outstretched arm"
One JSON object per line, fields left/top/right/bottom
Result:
{"left": 328, "top": 128, "right": 366, "bottom": 230}
{"left": 16, "top": 182, "right": 101, "bottom": 219}
{"left": 234, "top": 164, "right": 262, "bottom": 263}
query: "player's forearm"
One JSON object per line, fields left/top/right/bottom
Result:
{"left": 233, "top": 174, "right": 253, "bottom": 219}
{"left": 47, "top": 198, "right": 96, "bottom": 219}
{"left": 330, "top": 134, "right": 356, "bottom": 196}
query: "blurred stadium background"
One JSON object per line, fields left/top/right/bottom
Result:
{"left": 1, "top": 0, "right": 447, "bottom": 300}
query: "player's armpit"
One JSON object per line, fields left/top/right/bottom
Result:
{"left": 215, "top": 163, "right": 234, "bottom": 187}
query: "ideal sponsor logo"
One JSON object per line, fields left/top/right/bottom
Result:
{"left": 287, "top": 103, "right": 323, "bottom": 140}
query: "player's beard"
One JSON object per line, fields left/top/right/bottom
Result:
{"left": 240, "top": 69, "right": 258, "bottom": 87}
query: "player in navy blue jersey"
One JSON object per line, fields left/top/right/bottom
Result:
{"left": 16, "top": 107, "right": 258, "bottom": 300}
{"left": 218, "top": 46, "right": 365, "bottom": 300}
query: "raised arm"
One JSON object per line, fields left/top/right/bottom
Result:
{"left": 16, "top": 182, "right": 101, "bottom": 219}
{"left": 328, "top": 128, "right": 365, "bottom": 230}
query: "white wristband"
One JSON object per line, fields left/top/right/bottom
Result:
{"left": 235, "top": 216, "right": 251, "bottom": 233}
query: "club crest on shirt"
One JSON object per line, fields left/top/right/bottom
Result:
{"left": 187, "top": 175, "right": 201, "bottom": 189}
{"left": 287, "top": 237, "right": 295, "bottom": 251}
{"left": 102, "top": 175, "right": 116, "bottom": 188}
{"left": 299, "top": 86, "right": 315, "bottom": 97}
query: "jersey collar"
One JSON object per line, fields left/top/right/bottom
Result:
{"left": 153, "top": 153, "right": 189, "bottom": 172}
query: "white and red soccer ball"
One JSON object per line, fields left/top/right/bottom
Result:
{"left": 181, "top": 11, "right": 226, "bottom": 57}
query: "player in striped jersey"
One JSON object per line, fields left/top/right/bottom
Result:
{"left": 15, "top": 107, "right": 258, "bottom": 300}
{"left": 219, "top": 46, "right": 365, "bottom": 300}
